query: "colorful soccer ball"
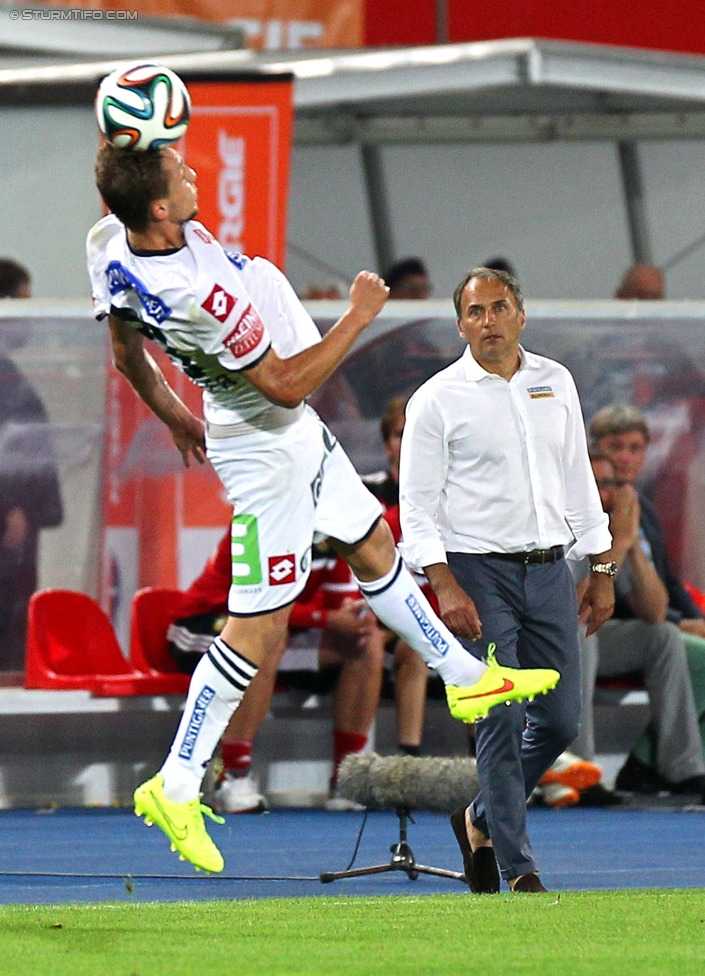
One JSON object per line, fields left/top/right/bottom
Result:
{"left": 95, "top": 62, "right": 191, "bottom": 151}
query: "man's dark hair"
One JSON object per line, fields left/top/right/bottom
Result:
{"left": 0, "top": 258, "right": 31, "bottom": 298}
{"left": 95, "top": 143, "right": 169, "bottom": 232}
{"left": 483, "top": 256, "right": 517, "bottom": 277}
{"left": 453, "top": 267, "right": 524, "bottom": 318}
{"left": 383, "top": 257, "right": 429, "bottom": 291}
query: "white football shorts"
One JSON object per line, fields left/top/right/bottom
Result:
{"left": 206, "top": 405, "right": 383, "bottom": 616}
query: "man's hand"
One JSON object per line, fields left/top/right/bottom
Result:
{"left": 2, "top": 507, "right": 29, "bottom": 551}
{"left": 608, "top": 483, "right": 640, "bottom": 550}
{"left": 327, "top": 598, "right": 379, "bottom": 650}
{"left": 169, "top": 415, "right": 206, "bottom": 468}
{"left": 349, "top": 270, "right": 389, "bottom": 321}
{"left": 679, "top": 617, "right": 705, "bottom": 639}
{"left": 424, "top": 563, "right": 482, "bottom": 641}
{"left": 579, "top": 573, "right": 615, "bottom": 636}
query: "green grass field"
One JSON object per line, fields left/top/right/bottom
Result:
{"left": 1, "top": 890, "right": 704, "bottom": 975}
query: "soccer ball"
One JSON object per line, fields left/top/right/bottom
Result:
{"left": 96, "top": 62, "right": 191, "bottom": 151}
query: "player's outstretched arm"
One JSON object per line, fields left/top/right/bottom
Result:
{"left": 109, "top": 315, "right": 206, "bottom": 468}
{"left": 243, "top": 270, "right": 388, "bottom": 408}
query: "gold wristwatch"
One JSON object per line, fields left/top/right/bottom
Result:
{"left": 590, "top": 561, "right": 618, "bottom": 577}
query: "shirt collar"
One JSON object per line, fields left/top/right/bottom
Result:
{"left": 460, "top": 344, "right": 540, "bottom": 381}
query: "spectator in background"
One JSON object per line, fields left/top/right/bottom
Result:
{"left": 615, "top": 264, "right": 665, "bottom": 300}
{"left": 0, "top": 259, "right": 63, "bottom": 671}
{"left": 0, "top": 259, "right": 32, "bottom": 299}
{"left": 483, "top": 257, "right": 517, "bottom": 277}
{"left": 167, "top": 530, "right": 385, "bottom": 812}
{"left": 300, "top": 280, "right": 345, "bottom": 300}
{"left": 589, "top": 405, "right": 705, "bottom": 796}
{"left": 384, "top": 257, "right": 432, "bottom": 299}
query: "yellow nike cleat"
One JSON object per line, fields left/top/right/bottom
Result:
{"left": 134, "top": 773, "right": 225, "bottom": 873}
{"left": 446, "top": 643, "right": 560, "bottom": 724}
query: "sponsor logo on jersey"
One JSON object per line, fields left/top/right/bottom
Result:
{"left": 106, "top": 260, "right": 171, "bottom": 323}
{"left": 177, "top": 685, "right": 216, "bottom": 760}
{"left": 226, "top": 251, "right": 249, "bottom": 270}
{"left": 268, "top": 555, "right": 296, "bottom": 585}
{"left": 527, "top": 385, "right": 555, "bottom": 399}
{"left": 321, "top": 422, "right": 338, "bottom": 454}
{"left": 405, "top": 593, "right": 449, "bottom": 657}
{"left": 202, "top": 283, "right": 237, "bottom": 324}
{"left": 310, "top": 463, "right": 323, "bottom": 506}
{"left": 223, "top": 304, "right": 265, "bottom": 359}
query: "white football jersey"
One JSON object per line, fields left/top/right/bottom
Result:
{"left": 86, "top": 214, "right": 321, "bottom": 425}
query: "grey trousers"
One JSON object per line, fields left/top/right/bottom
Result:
{"left": 447, "top": 551, "right": 581, "bottom": 882}
{"left": 575, "top": 619, "right": 705, "bottom": 782}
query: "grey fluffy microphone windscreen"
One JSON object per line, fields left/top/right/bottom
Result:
{"left": 337, "top": 753, "right": 480, "bottom": 812}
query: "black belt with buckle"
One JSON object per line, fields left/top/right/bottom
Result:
{"left": 489, "top": 545, "right": 564, "bottom": 565}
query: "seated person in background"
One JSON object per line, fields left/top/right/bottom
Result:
{"left": 0, "top": 258, "right": 63, "bottom": 671}
{"left": 590, "top": 403, "right": 705, "bottom": 792}
{"left": 615, "top": 264, "right": 665, "bottom": 300}
{"left": 168, "top": 530, "right": 385, "bottom": 813}
{"left": 300, "top": 280, "right": 346, "bottom": 300}
{"left": 383, "top": 257, "right": 432, "bottom": 300}
{"left": 576, "top": 448, "right": 705, "bottom": 800}
{"left": 363, "top": 395, "right": 434, "bottom": 757}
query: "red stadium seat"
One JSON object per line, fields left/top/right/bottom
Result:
{"left": 25, "top": 588, "right": 183, "bottom": 696}
{"left": 129, "top": 587, "right": 190, "bottom": 694}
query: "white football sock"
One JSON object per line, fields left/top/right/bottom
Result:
{"left": 357, "top": 553, "right": 485, "bottom": 687}
{"left": 160, "top": 636, "right": 257, "bottom": 802}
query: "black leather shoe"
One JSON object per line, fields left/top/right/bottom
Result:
{"left": 511, "top": 873, "right": 548, "bottom": 893}
{"left": 669, "top": 774, "right": 705, "bottom": 795}
{"left": 615, "top": 753, "right": 670, "bottom": 794}
{"left": 578, "top": 783, "right": 623, "bottom": 806}
{"left": 449, "top": 807, "right": 500, "bottom": 894}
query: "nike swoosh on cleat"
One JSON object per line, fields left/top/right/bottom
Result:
{"left": 149, "top": 790, "right": 189, "bottom": 841}
{"left": 455, "top": 678, "right": 515, "bottom": 701}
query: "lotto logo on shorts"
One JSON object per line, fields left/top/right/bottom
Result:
{"left": 202, "top": 284, "right": 236, "bottom": 323}
{"left": 268, "top": 555, "right": 296, "bottom": 585}
{"left": 223, "top": 304, "right": 265, "bottom": 359}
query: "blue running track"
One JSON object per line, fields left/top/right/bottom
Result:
{"left": 1, "top": 805, "right": 704, "bottom": 904}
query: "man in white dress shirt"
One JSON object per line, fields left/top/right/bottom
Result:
{"left": 400, "top": 267, "right": 616, "bottom": 893}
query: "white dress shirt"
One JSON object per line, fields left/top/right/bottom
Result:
{"left": 399, "top": 345, "right": 611, "bottom": 571}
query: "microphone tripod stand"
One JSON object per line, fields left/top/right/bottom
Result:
{"left": 319, "top": 806, "right": 465, "bottom": 885}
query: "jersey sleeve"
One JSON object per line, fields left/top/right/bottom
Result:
{"left": 193, "top": 279, "right": 272, "bottom": 372}
{"left": 86, "top": 215, "right": 119, "bottom": 320}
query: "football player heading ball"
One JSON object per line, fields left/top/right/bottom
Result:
{"left": 87, "top": 77, "right": 560, "bottom": 873}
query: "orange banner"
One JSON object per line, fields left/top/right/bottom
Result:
{"left": 100, "top": 77, "right": 293, "bottom": 646}
{"left": 184, "top": 78, "right": 293, "bottom": 268}
{"left": 33, "top": 1, "right": 363, "bottom": 48}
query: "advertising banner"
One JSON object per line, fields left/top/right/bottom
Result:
{"left": 29, "top": 0, "right": 364, "bottom": 49}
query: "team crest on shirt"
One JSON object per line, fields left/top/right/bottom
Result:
{"left": 223, "top": 304, "right": 266, "bottom": 359}
{"left": 527, "top": 386, "right": 555, "bottom": 399}
{"left": 268, "top": 555, "right": 297, "bottom": 585}
{"left": 202, "top": 284, "right": 237, "bottom": 323}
